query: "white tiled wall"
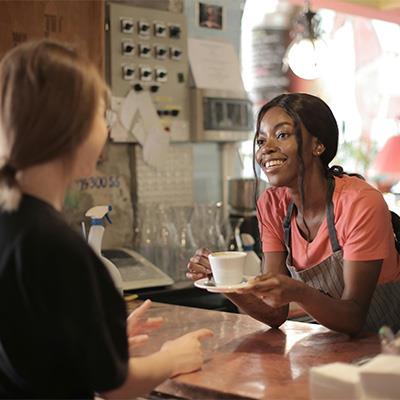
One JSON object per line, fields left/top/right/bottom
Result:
{"left": 135, "top": 143, "right": 193, "bottom": 206}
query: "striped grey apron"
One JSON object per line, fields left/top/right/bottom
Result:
{"left": 283, "top": 177, "right": 400, "bottom": 333}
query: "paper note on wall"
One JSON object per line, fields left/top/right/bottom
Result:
{"left": 118, "top": 92, "right": 147, "bottom": 144}
{"left": 114, "top": 90, "right": 169, "bottom": 168}
{"left": 188, "top": 38, "right": 245, "bottom": 92}
{"left": 110, "top": 96, "right": 138, "bottom": 143}
{"left": 139, "top": 91, "right": 170, "bottom": 169}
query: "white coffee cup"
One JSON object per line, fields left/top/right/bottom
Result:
{"left": 208, "top": 251, "right": 247, "bottom": 286}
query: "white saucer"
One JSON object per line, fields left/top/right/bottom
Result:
{"left": 194, "top": 277, "right": 248, "bottom": 293}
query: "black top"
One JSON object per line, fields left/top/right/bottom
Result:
{"left": 0, "top": 195, "right": 129, "bottom": 399}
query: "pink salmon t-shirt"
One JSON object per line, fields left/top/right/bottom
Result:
{"left": 257, "top": 175, "right": 400, "bottom": 283}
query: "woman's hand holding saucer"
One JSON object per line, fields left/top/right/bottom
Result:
{"left": 236, "top": 272, "right": 305, "bottom": 308}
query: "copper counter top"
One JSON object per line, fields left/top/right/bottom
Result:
{"left": 128, "top": 301, "right": 380, "bottom": 399}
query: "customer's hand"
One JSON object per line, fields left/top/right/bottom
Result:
{"left": 186, "top": 248, "right": 212, "bottom": 281}
{"left": 160, "top": 328, "right": 214, "bottom": 377}
{"left": 127, "top": 300, "right": 164, "bottom": 352}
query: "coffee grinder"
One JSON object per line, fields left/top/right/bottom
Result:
{"left": 227, "top": 178, "right": 267, "bottom": 257}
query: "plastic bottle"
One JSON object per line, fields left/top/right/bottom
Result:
{"left": 85, "top": 205, "right": 123, "bottom": 294}
{"left": 241, "top": 233, "right": 262, "bottom": 277}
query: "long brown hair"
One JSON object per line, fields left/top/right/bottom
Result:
{"left": 0, "top": 39, "right": 108, "bottom": 212}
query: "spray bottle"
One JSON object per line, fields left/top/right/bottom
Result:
{"left": 85, "top": 205, "right": 123, "bottom": 294}
{"left": 241, "top": 233, "right": 262, "bottom": 277}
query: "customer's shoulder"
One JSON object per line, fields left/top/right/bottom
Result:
{"left": 35, "top": 219, "right": 90, "bottom": 260}
{"left": 14, "top": 197, "right": 89, "bottom": 255}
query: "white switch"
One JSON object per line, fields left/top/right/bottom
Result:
{"left": 122, "top": 65, "right": 135, "bottom": 80}
{"left": 139, "top": 44, "right": 151, "bottom": 58}
{"left": 121, "top": 41, "right": 135, "bottom": 56}
{"left": 154, "top": 22, "right": 167, "bottom": 37}
{"left": 155, "top": 45, "right": 167, "bottom": 60}
{"left": 140, "top": 67, "right": 152, "bottom": 81}
{"left": 155, "top": 68, "right": 168, "bottom": 82}
{"left": 170, "top": 47, "right": 182, "bottom": 60}
{"left": 121, "top": 18, "right": 134, "bottom": 34}
{"left": 138, "top": 20, "right": 150, "bottom": 36}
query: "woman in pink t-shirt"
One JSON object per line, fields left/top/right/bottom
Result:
{"left": 188, "top": 93, "right": 400, "bottom": 335}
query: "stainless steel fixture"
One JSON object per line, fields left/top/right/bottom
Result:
{"left": 227, "top": 177, "right": 268, "bottom": 256}
{"left": 190, "top": 88, "right": 253, "bottom": 142}
{"left": 227, "top": 177, "right": 268, "bottom": 213}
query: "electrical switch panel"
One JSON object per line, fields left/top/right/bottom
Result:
{"left": 107, "top": 3, "right": 190, "bottom": 142}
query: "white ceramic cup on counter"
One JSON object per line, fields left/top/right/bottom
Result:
{"left": 208, "top": 251, "right": 247, "bottom": 286}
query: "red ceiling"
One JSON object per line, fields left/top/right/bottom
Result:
{"left": 287, "top": 0, "right": 400, "bottom": 24}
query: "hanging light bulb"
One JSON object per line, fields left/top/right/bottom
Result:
{"left": 283, "top": 1, "right": 328, "bottom": 80}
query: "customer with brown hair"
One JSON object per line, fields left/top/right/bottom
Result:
{"left": 0, "top": 39, "right": 212, "bottom": 399}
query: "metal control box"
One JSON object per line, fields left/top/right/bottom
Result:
{"left": 106, "top": 2, "right": 190, "bottom": 141}
{"left": 191, "top": 88, "right": 254, "bottom": 142}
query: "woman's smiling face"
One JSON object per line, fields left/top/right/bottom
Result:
{"left": 255, "top": 106, "right": 316, "bottom": 188}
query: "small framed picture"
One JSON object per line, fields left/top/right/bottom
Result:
{"left": 198, "top": 2, "right": 223, "bottom": 30}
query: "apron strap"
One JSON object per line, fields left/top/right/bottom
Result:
{"left": 283, "top": 201, "right": 295, "bottom": 250}
{"left": 326, "top": 177, "right": 341, "bottom": 252}
{"left": 282, "top": 177, "right": 341, "bottom": 254}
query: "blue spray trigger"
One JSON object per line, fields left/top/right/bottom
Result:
{"left": 106, "top": 205, "right": 112, "bottom": 223}
{"left": 85, "top": 205, "right": 113, "bottom": 224}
